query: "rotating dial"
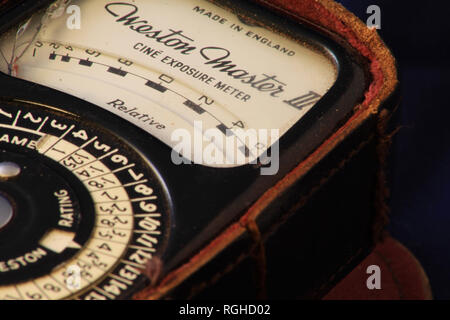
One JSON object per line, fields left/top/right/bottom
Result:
{"left": 0, "top": 101, "right": 170, "bottom": 300}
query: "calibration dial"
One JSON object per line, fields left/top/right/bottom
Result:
{"left": 0, "top": 101, "right": 170, "bottom": 300}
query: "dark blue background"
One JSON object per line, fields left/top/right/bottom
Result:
{"left": 336, "top": 0, "right": 450, "bottom": 299}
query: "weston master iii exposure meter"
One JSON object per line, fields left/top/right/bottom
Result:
{"left": 0, "top": 0, "right": 398, "bottom": 299}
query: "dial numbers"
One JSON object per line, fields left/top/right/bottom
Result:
{"left": 0, "top": 103, "right": 169, "bottom": 300}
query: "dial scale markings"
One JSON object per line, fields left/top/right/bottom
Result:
{"left": 0, "top": 104, "right": 168, "bottom": 299}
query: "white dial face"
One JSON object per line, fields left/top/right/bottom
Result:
{"left": 0, "top": 0, "right": 337, "bottom": 167}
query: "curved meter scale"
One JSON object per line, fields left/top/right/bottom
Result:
{"left": 0, "top": 0, "right": 397, "bottom": 299}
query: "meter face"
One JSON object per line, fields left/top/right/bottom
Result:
{"left": 0, "top": 0, "right": 337, "bottom": 167}
{"left": 0, "top": 0, "right": 367, "bottom": 300}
